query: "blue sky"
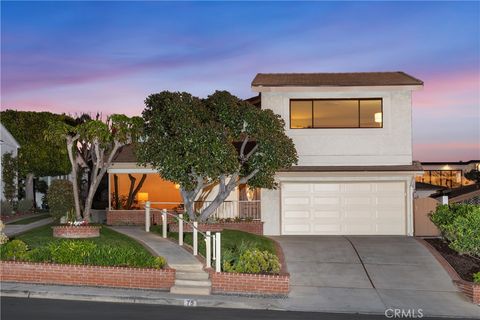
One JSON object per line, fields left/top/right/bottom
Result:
{"left": 1, "top": 1, "right": 479, "bottom": 161}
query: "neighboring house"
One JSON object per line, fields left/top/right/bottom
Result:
{"left": 414, "top": 182, "right": 446, "bottom": 199}
{"left": 416, "top": 160, "right": 479, "bottom": 188}
{"left": 108, "top": 71, "right": 424, "bottom": 236}
{"left": 431, "top": 183, "right": 480, "bottom": 205}
{"left": 0, "top": 123, "right": 20, "bottom": 201}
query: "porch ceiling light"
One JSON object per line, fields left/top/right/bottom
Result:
{"left": 374, "top": 112, "right": 382, "bottom": 123}
{"left": 138, "top": 192, "right": 149, "bottom": 202}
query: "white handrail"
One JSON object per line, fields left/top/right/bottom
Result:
{"left": 146, "top": 202, "right": 220, "bottom": 271}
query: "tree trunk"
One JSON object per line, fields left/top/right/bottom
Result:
{"left": 126, "top": 174, "right": 147, "bottom": 209}
{"left": 113, "top": 174, "right": 120, "bottom": 209}
{"left": 67, "top": 139, "right": 82, "bottom": 220}
{"left": 25, "top": 173, "right": 35, "bottom": 202}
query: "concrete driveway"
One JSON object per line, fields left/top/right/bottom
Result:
{"left": 274, "top": 236, "right": 480, "bottom": 318}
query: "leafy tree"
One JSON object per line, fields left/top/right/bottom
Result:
{"left": 1, "top": 152, "right": 17, "bottom": 205}
{"left": 1, "top": 110, "right": 73, "bottom": 202}
{"left": 465, "top": 168, "right": 480, "bottom": 184}
{"left": 45, "top": 114, "right": 143, "bottom": 221}
{"left": 137, "top": 91, "right": 298, "bottom": 222}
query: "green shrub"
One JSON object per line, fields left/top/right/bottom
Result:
{"left": 222, "top": 241, "right": 280, "bottom": 274}
{"left": 27, "top": 247, "right": 52, "bottom": 262}
{"left": 24, "top": 240, "right": 167, "bottom": 269}
{"left": 1, "top": 240, "right": 29, "bottom": 261}
{"left": 474, "top": 272, "right": 480, "bottom": 284}
{"left": 48, "top": 240, "right": 97, "bottom": 265}
{"left": 430, "top": 204, "right": 480, "bottom": 258}
{"left": 17, "top": 199, "right": 34, "bottom": 213}
{"left": 46, "top": 180, "right": 75, "bottom": 220}
{"left": 444, "top": 209, "right": 480, "bottom": 257}
{"left": 1, "top": 200, "right": 13, "bottom": 216}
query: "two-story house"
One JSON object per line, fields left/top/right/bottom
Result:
{"left": 107, "top": 72, "right": 424, "bottom": 236}
{"left": 251, "top": 72, "right": 423, "bottom": 236}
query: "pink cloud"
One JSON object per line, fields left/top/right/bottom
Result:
{"left": 413, "top": 142, "right": 480, "bottom": 162}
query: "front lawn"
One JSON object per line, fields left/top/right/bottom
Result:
{"left": 2, "top": 224, "right": 166, "bottom": 269}
{"left": 7, "top": 213, "right": 51, "bottom": 225}
{"left": 151, "top": 226, "right": 280, "bottom": 274}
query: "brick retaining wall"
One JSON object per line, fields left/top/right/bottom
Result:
{"left": 170, "top": 221, "right": 264, "bottom": 235}
{"left": 209, "top": 270, "right": 289, "bottom": 296}
{"left": 52, "top": 226, "right": 101, "bottom": 238}
{"left": 0, "top": 261, "right": 175, "bottom": 290}
{"left": 454, "top": 279, "right": 480, "bottom": 305}
{"left": 106, "top": 210, "right": 177, "bottom": 226}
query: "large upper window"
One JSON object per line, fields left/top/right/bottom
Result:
{"left": 290, "top": 99, "right": 383, "bottom": 129}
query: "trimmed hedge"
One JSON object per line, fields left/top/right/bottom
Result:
{"left": 46, "top": 180, "right": 75, "bottom": 220}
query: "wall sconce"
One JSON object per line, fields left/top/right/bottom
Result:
{"left": 374, "top": 112, "right": 382, "bottom": 123}
{"left": 137, "top": 192, "right": 149, "bottom": 202}
{"left": 246, "top": 187, "right": 255, "bottom": 202}
{"left": 174, "top": 184, "right": 180, "bottom": 189}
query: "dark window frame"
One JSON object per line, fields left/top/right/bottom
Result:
{"left": 289, "top": 98, "right": 383, "bottom": 129}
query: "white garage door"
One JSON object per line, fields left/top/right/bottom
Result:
{"left": 281, "top": 181, "right": 406, "bottom": 235}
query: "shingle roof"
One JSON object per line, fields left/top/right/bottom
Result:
{"left": 251, "top": 72, "right": 423, "bottom": 87}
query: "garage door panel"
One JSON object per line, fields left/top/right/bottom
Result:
{"left": 313, "top": 210, "right": 341, "bottom": 219}
{"left": 284, "top": 197, "right": 310, "bottom": 205}
{"left": 282, "top": 181, "right": 406, "bottom": 235}
{"left": 343, "top": 183, "right": 373, "bottom": 193}
{"left": 284, "top": 210, "right": 310, "bottom": 219}
{"left": 313, "top": 197, "right": 340, "bottom": 205}
{"left": 313, "top": 183, "right": 340, "bottom": 192}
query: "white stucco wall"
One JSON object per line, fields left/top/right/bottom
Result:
{"left": 0, "top": 124, "right": 20, "bottom": 201}
{"left": 256, "top": 86, "right": 420, "bottom": 166}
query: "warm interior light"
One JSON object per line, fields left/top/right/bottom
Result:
{"left": 374, "top": 112, "right": 382, "bottom": 123}
{"left": 174, "top": 184, "right": 180, "bottom": 189}
{"left": 137, "top": 192, "right": 149, "bottom": 202}
{"left": 246, "top": 187, "right": 255, "bottom": 202}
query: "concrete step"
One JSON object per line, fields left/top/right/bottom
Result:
{"left": 176, "top": 271, "right": 210, "bottom": 281}
{"left": 170, "top": 285, "right": 211, "bottom": 295}
{"left": 174, "top": 279, "right": 211, "bottom": 287}
{"left": 170, "top": 264, "right": 204, "bottom": 272}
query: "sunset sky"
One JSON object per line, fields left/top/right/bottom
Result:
{"left": 1, "top": 1, "right": 479, "bottom": 161}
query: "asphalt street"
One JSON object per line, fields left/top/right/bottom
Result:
{"left": 1, "top": 297, "right": 475, "bottom": 320}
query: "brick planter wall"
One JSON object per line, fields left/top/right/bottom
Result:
{"left": 208, "top": 270, "right": 289, "bottom": 296}
{"left": 106, "top": 210, "right": 177, "bottom": 226}
{"left": 52, "top": 226, "right": 101, "bottom": 238}
{"left": 418, "top": 238, "right": 480, "bottom": 305}
{"left": 170, "top": 221, "right": 264, "bottom": 235}
{"left": 454, "top": 280, "right": 480, "bottom": 305}
{"left": 0, "top": 261, "right": 175, "bottom": 290}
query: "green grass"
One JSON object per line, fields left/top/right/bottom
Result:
{"left": 8, "top": 214, "right": 51, "bottom": 225}
{"left": 15, "top": 224, "right": 150, "bottom": 254}
{"left": 150, "top": 226, "right": 276, "bottom": 258}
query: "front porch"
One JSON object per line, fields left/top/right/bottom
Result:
{"left": 106, "top": 170, "right": 261, "bottom": 225}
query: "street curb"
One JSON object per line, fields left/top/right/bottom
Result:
{"left": 0, "top": 284, "right": 286, "bottom": 311}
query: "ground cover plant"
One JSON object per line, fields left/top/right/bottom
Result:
{"left": 1, "top": 224, "right": 166, "bottom": 269}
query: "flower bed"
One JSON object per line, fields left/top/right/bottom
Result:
{"left": 169, "top": 220, "right": 264, "bottom": 235}
{"left": 52, "top": 225, "right": 101, "bottom": 238}
{"left": 0, "top": 260, "right": 175, "bottom": 290}
{"left": 208, "top": 269, "right": 289, "bottom": 296}
{"left": 422, "top": 238, "right": 480, "bottom": 304}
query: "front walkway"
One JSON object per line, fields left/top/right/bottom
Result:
{"left": 274, "top": 236, "right": 480, "bottom": 318}
{"left": 4, "top": 218, "right": 53, "bottom": 237}
{"left": 111, "top": 226, "right": 202, "bottom": 269}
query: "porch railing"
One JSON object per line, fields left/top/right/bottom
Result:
{"left": 147, "top": 200, "right": 261, "bottom": 220}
